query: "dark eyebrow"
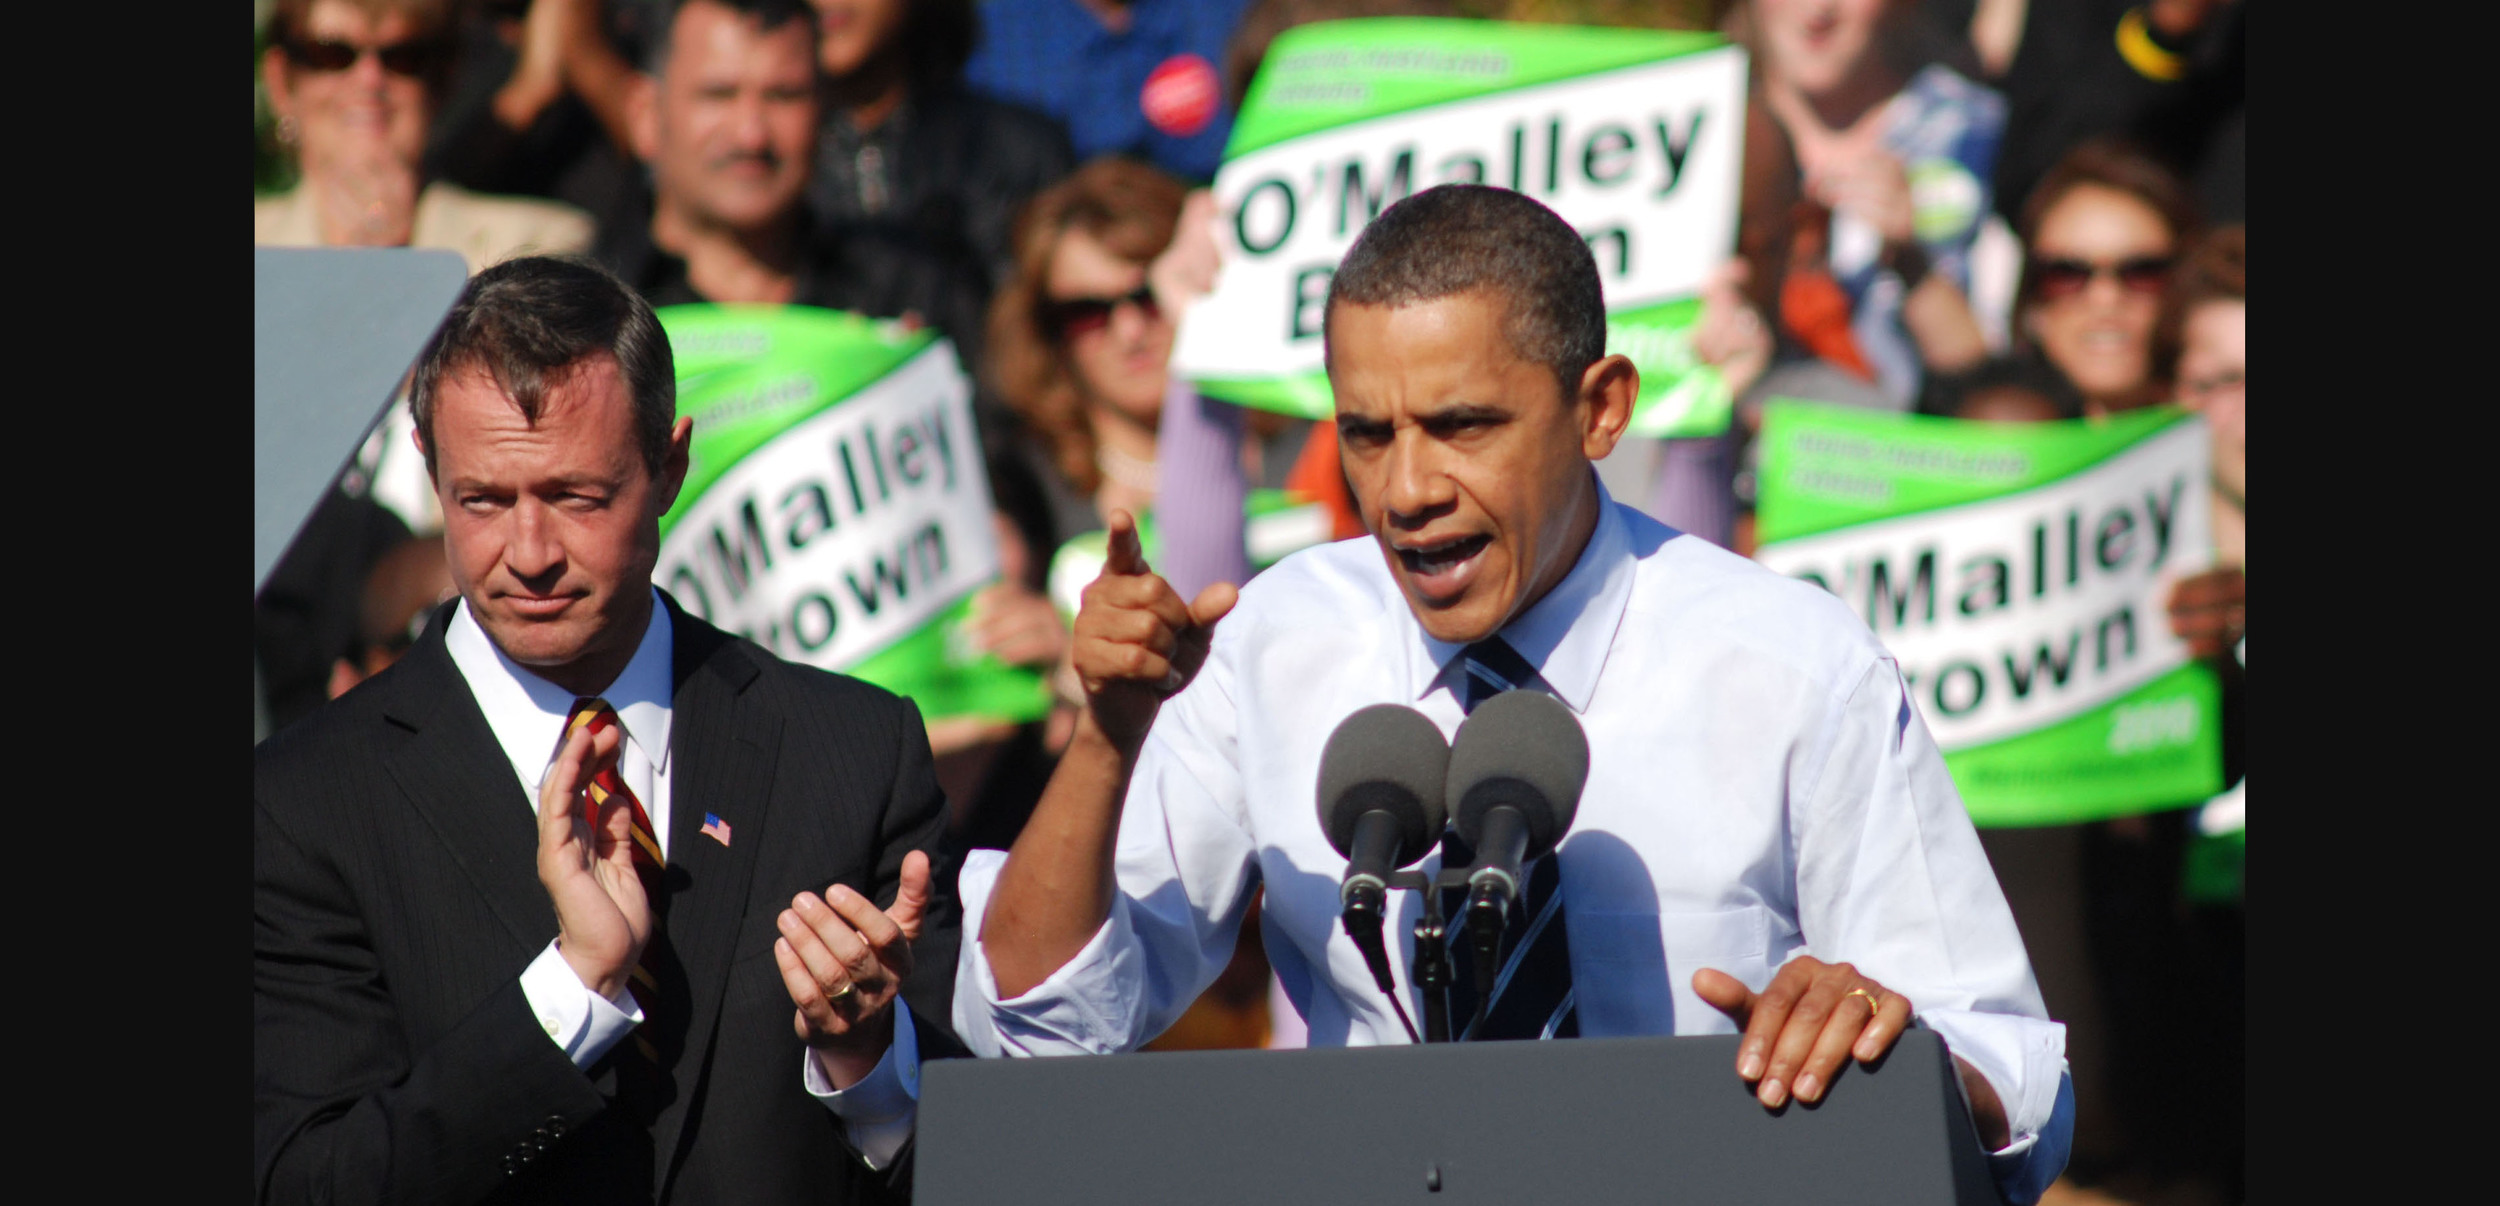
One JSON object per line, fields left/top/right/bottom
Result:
{"left": 1413, "top": 402, "right": 1511, "bottom": 428}
{"left": 539, "top": 474, "right": 622, "bottom": 493}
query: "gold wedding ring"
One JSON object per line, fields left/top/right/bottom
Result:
{"left": 828, "top": 981, "right": 859, "bottom": 1003}
{"left": 1843, "top": 986, "right": 1879, "bottom": 1012}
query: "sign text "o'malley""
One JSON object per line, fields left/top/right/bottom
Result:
{"left": 657, "top": 343, "right": 999, "bottom": 670}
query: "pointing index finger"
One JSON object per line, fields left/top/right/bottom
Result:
{"left": 1103, "top": 510, "right": 1149, "bottom": 577}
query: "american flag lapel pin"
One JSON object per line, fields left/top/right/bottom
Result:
{"left": 700, "top": 813, "right": 733, "bottom": 847}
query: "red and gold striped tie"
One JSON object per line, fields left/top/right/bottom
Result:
{"left": 566, "top": 697, "right": 663, "bottom": 1061}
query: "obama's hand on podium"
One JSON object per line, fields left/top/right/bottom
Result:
{"left": 1696, "top": 958, "right": 2012, "bottom": 1150}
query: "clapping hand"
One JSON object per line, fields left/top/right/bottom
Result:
{"left": 776, "top": 850, "right": 934, "bottom": 1089}
{"left": 536, "top": 720, "right": 651, "bottom": 1004}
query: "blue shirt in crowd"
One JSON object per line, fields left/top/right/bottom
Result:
{"left": 964, "top": 0, "right": 1256, "bottom": 183}
{"left": 1828, "top": 64, "right": 2007, "bottom": 406}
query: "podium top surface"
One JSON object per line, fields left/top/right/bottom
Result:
{"left": 917, "top": 1031, "right": 2000, "bottom": 1206}
{"left": 254, "top": 246, "right": 468, "bottom": 592}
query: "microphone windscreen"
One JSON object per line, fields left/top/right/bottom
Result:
{"left": 1447, "top": 690, "right": 1590, "bottom": 856}
{"left": 1317, "top": 704, "right": 1451, "bottom": 866}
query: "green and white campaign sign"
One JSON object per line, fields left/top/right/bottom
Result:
{"left": 1171, "top": 18, "right": 1746, "bottom": 437}
{"left": 1753, "top": 402, "right": 2223, "bottom": 827}
{"left": 653, "top": 305, "right": 1051, "bottom": 725}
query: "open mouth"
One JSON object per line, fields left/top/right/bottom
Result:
{"left": 1393, "top": 534, "right": 1491, "bottom": 599}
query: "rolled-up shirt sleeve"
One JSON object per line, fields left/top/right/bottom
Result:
{"left": 1789, "top": 654, "right": 2071, "bottom": 1200}
{"left": 955, "top": 641, "right": 1262, "bottom": 1057}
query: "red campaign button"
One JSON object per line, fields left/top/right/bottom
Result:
{"left": 1141, "top": 53, "right": 1219, "bottom": 137}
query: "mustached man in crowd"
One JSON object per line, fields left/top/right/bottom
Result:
{"left": 600, "top": 0, "right": 985, "bottom": 352}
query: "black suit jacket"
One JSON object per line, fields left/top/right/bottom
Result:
{"left": 255, "top": 594, "right": 966, "bottom": 1205}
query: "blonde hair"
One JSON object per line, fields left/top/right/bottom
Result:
{"left": 270, "top": 0, "right": 459, "bottom": 48}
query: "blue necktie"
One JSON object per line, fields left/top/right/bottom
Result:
{"left": 1443, "top": 638, "right": 1578, "bottom": 1041}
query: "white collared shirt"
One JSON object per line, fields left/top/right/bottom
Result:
{"left": 956, "top": 481, "right": 2070, "bottom": 1194}
{"left": 446, "top": 589, "right": 918, "bottom": 1169}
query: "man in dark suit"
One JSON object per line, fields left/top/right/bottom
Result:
{"left": 255, "top": 254, "right": 961, "bottom": 1204}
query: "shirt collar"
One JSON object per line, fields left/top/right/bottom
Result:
{"left": 444, "top": 588, "right": 676, "bottom": 788}
{"left": 1403, "top": 474, "right": 1637, "bottom": 714}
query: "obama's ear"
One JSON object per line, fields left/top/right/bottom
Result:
{"left": 1577, "top": 353, "right": 1639, "bottom": 462}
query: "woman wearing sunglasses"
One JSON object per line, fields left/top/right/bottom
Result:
{"left": 2012, "top": 139, "right": 2199, "bottom": 417}
{"left": 986, "top": 156, "right": 1208, "bottom": 544}
{"left": 256, "top": 0, "right": 591, "bottom": 272}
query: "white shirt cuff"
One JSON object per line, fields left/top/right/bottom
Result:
{"left": 1917, "top": 1007, "right": 2065, "bottom": 1153}
{"left": 953, "top": 848, "right": 1138, "bottom": 1057}
{"left": 803, "top": 1004, "right": 921, "bottom": 1171}
{"left": 518, "top": 940, "right": 644, "bottom": 1068}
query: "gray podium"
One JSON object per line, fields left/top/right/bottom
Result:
{"left": 254, "top": 246, "right": 467, "bottom": 742}
{"left": 254, "top": 245, "right": 468, "bottom": 593}
{"left": 917, "top": 1030, "right": 2002, "bottom": 1205}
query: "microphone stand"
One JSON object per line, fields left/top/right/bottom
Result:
{"left": 1387, "top": 865, "right": 1495, "bottom": 1043}
{"left": 1379, "top": 869, "right": 1452, "bottom": 1043}
{"left": 1411, "top": 892, "right": 1452, "bottom": 1043}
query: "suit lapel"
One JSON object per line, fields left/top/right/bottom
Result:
{"left": 653, "top": 600, "right": 783, "bottom": 1185}
{"left": 377, "top": 613, "right": 554, "bottom": 959}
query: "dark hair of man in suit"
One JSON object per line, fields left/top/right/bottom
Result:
{"left": 1323, "top": 184, "right": 1607, "bottom": 405}
{"left": 407, "top": 255, "right": 677, "bottom": 478}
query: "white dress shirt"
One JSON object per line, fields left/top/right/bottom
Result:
{"left": 955, "top": 481, "right": 2072, "bottom": 1197}
{"left": 445, "top": 590, "right": 920, "bottom": 1169}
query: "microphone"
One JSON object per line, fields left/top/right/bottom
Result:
{"left": 1446, "top": 690, "right": 1589, "bottom": 1001}
{"left": 1316, "top": 704, "right": 1450, "bottom": 1021}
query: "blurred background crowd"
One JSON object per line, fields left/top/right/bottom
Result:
{"left": 252, "top": 1, "right": 2245, "bottom": 1202}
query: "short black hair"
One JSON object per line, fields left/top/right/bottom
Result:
{"left": 900, "top": 0, "right": 978, "bottom": 86}
{"left": 1324, "top": 184, "right": 1606, "bottom": 400}
{"left": 643, "top": 0, "right": 819, "bottom": 76}
{"left": 409, "top": 256, "right": 677, "bottom": 478}
{"left": 1918, "top": 353, "right": 2085, "bottom": 420}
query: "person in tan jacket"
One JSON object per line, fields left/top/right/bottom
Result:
{"left": 257, "top": 0, "right": 592, "bottom": 274}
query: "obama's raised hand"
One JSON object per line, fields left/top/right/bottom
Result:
{"left": 1071, "top": 510, "right": 1237, "bottom": 753}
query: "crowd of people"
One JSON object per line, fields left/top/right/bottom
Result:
{"left": 254, "top": 1, "right": 2245, "bottom": 1202}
